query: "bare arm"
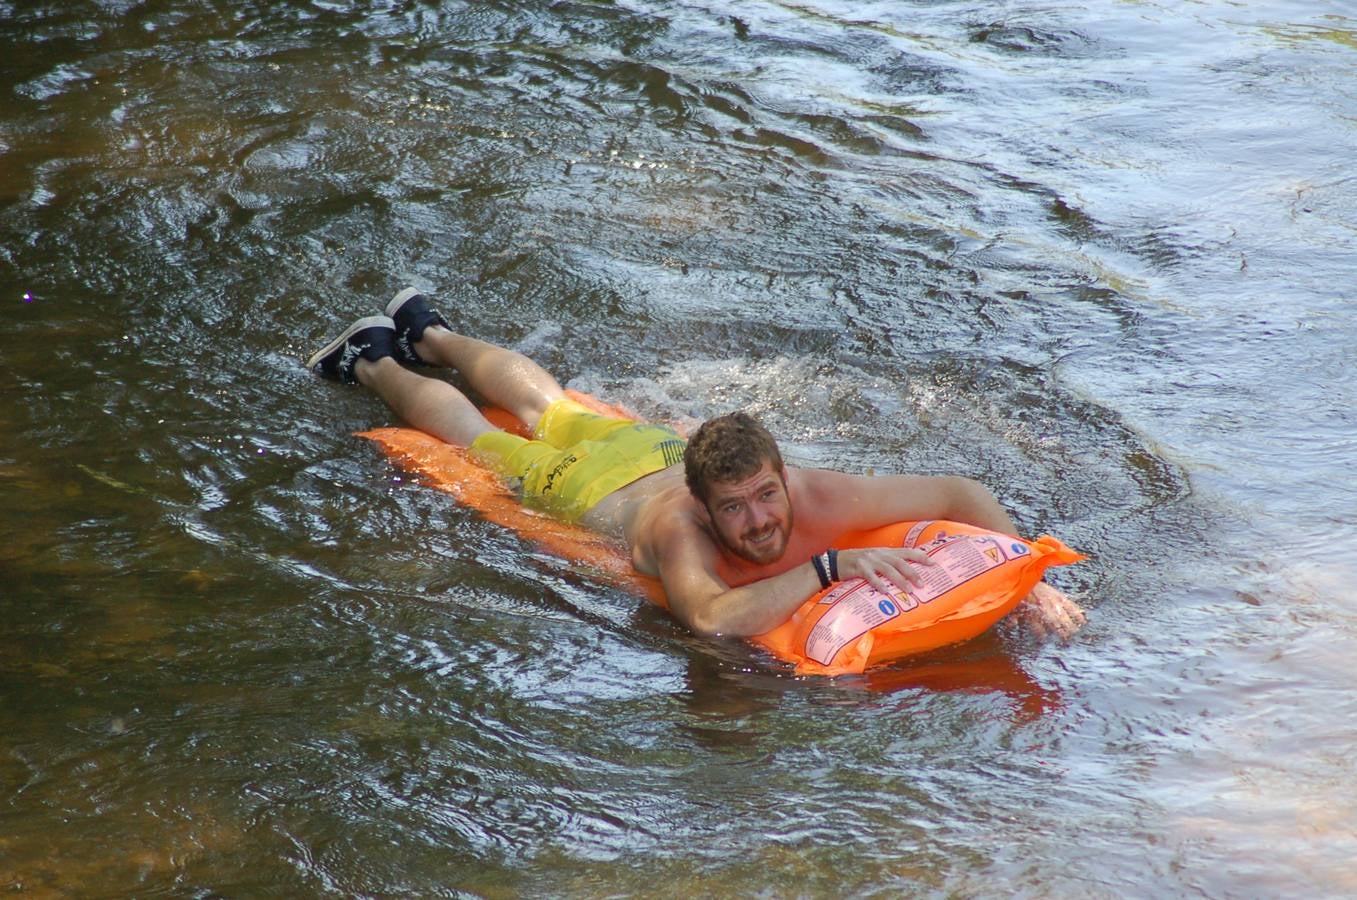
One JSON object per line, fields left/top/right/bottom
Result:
{"left": 806, "top": 470, "right": 1019, "bottom": 537}
{"left": 669, "top": 560, "right": 824, "bottom": 637}
{"left": 648, "top": 508, "right": 935, "bottom": 637}
{"left": 819, "top": 466, "right": 1085, "bottom": 638}
{"left": 802, "top": 470, "right": 1088, "bottom": 638}
{"left": 651, "top": 517, "right": 820, "bottom": 636}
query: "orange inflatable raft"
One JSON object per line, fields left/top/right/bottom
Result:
{"left": 359, "top": 391, "right": 1085, "bottom": 676}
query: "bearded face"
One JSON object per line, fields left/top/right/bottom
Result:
{"left": 703, "top": 462, "right": 794, "bottom": 565}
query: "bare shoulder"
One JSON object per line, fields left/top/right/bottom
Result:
{"left": 789, "top": 465, "right": 875, "bottom": 497}
{"left": 786, "top": 466, "right": 900, "bottom": 528}
{"left": 627, "top": 483, "right": 716, "bottom": 578}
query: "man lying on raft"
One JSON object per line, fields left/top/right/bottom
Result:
{"left": 308, "top": 288, "right": 1086, "bottom": 640}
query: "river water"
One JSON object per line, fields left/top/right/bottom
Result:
{"left": 3, "top": 0, "right": 1354, "bottom": 895}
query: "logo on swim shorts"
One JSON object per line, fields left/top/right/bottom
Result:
{"left": 541, "top": 454, "right": 578, "bottom": 494}
{"left": 655, "top": 439, "right": 686, "bottom": 467}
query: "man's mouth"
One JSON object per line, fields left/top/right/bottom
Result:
{"left": 745, "top": 526, "right": 778, "bottom": 546}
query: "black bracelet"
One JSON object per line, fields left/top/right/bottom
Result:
{"left": 827, "top": 548, "right": 839, "bottom": 582}
{"left": 810, "top": 553, "right": 831, "bottom": 589}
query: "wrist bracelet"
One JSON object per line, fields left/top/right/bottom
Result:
{"left": 827, "top": 548, "right": 839, "bottom": 582}
{"left": 811, "top": 553, "right": 831, "bottom": 589}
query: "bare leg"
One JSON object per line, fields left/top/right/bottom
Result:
{"left": 411, "top": 327, "right": 566, "bottom": 427}
{"left": 355, "top": 356, "right": 497, "bottom": 448}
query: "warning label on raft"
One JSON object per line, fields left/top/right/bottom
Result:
{"left": 903, "top": 534, "right": 1017, "bottom": 604}
{"left": 805, "top": 582, "right": 908, "bottom": 666}
{"left": 803, "top": 534, "right": 1023, "bottom": 666}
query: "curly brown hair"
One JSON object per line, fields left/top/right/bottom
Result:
{"left": 683, "top": 412, "right": 784, "bottom": 503}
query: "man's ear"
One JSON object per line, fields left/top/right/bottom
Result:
{"left": 693, "top": 495, "right": 714, "bottom": 529}
{"left": 689, "top": 488, "right": 711, "bottom": 532}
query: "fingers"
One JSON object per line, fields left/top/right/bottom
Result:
{"left": 1023, "top": 607, "right": 1050, "bottom": 641}
{"left": 863, "top": 561, "right": 920, "bottom": 591}
{"left": 1050, "top": 594, "right": 1086, "bottom": 639}
{"left": 900, "top": 548, "right": 936, "bottom": 571}
{"left": 1022, "top": 582, "right": 1087, "bottom": 640}
{"left": 849, "top": 552, "right": 911, "bottom": 593}
{"left": 844, "top": 547, "right": 935, "bottom": 592}
{"left": 1065, "top": 603, "right": 1088, "bottom": 634}
{"left": 862, "top": 570, "right": 897, "bottom": 594}
{"left": 1046, "top": 604, "right": 1076, "bottom": 640}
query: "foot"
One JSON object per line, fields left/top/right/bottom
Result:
{"left": 384, "top": 287, "right": 451, "bottom": 366}
{"left": 306, "top": 315, "right": 398, "bottom": 384}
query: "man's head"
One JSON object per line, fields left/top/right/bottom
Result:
{"left": 684, "top": 412, "right": 792, "bottom": 564}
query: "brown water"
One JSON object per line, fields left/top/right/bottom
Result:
{"left": 3, "top": 1, "right": 1355, "bottom": 895}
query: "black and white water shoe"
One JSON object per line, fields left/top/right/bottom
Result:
{"left": 384, "top": 287, "right": 451, "bottom": 366}
{"left": 306, "top": 315, "right": 397, "bottom": 384}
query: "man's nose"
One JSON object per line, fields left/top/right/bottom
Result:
{"left": 747, "top": 501, "right": 772, "bottom": 529}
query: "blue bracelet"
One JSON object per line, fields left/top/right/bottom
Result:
{"left": 811, "top": 553, "right": 831, "bottom": 589}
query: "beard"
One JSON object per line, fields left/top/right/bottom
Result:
{"left": 717, "top": 504, "right": 794, "bottom": 565}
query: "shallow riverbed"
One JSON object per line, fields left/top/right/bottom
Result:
{"left": 3, "top": 1, "right": 1355, "bottom": 895}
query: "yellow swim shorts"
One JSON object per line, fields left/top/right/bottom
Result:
{"left": 469, "top": 398, "right": 687, "bottom": 521}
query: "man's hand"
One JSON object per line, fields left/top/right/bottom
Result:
{"left": 1011, "top": 581, "right": 1086, "bottom": 640}
{"left": 836, "top": 546, "right": 937, "bottom": 594}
